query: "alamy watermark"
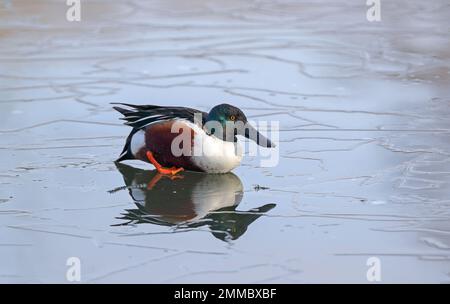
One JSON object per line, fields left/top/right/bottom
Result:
{"left": 66, "top": 256, "right": 81, "bottom": 282}
{"left": 65, "top": 1, "right": 379, "bottom": 24}
{"left": 169, "top": 113, "right": 280, "bottom": 168}
{"left": 366, "top": 0, "right": 381, "bottom": 22}
{"left": 366, "top": 257, "right": 381, "bottom": 282}
{"left": 66, "top": 0, "right": 81, "bottom": 22}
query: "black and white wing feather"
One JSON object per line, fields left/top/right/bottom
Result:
{"left": 112, "top": 103, "right": 207, "bottom": 130}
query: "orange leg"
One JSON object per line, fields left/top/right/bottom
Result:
{"left": 146, "top": 151, "right": 184, "bottom": 175}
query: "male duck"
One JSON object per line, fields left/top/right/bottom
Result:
{"left": 113, "top": 103, "right": 274, "bottom": 174}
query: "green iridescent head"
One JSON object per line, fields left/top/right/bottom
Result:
{"left": 206, "top": 103, "right": 274, "bottom": 148}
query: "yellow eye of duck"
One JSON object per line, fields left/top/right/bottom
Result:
{"left": 229, "top": 115, "right": 236, "bottom": 121}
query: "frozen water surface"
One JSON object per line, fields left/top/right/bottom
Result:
{"left": 1, "top": 0, "right": 450, "bottom": 283}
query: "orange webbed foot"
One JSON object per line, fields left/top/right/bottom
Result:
{"left": 146, "top": 151, "right": 184, "bottom": 175}
{"left": 157, "top": 166, "right": 184, "bottom": 175}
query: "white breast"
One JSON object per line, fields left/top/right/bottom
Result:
{"left": 187, "top": 122, "right": 243, "bottom": 173}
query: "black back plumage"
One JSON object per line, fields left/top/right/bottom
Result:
{"left": 112, "top": 103, "right": 207, "bottom": 129}
{"left": 112, "top": 103, "right": 208, "bottom": 162}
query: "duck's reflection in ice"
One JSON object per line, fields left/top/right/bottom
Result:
{"left": 111, "top": 163, "right": 276, "bottom": 241}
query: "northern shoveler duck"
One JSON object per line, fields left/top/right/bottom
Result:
{"left": 113, "top": 103, "right": 274, "bottom": 174}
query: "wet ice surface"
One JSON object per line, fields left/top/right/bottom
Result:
{"left": 1, "top": 0, "right": 450, "bottom": 283}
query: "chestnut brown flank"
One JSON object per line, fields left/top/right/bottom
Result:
{"left": 135, "top": 120, "right": 204, "bottom": 172}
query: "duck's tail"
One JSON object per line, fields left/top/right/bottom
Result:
{"left": 113, "top": 104, "right": 139, "bottom": 162}
{"left": 115, "top": 129, "right": 138, "bottom": 162}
